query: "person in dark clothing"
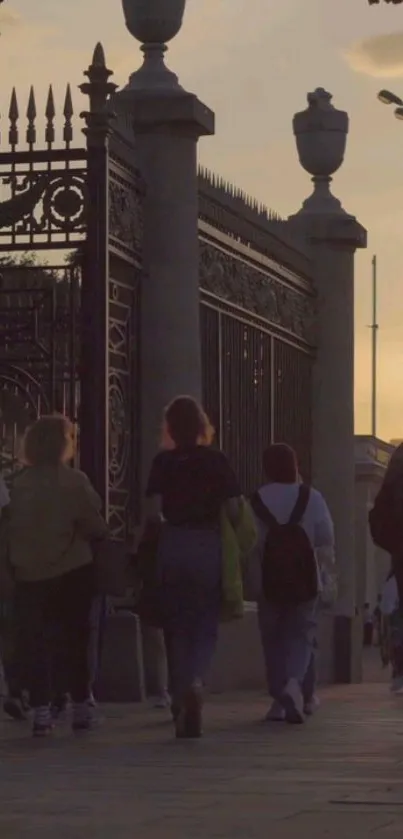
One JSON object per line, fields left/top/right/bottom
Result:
{"left": 372, "top": 444, "right": 403, "bottom": 691}
{"left": 144, "top": 396, "right": 242, "bottom": 739}
{"left": 379, "top": 444, "right": 403, "bottom": 602}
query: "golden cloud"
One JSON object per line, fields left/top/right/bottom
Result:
{"left": 344, "top": 32, "right": 403, "bottom": 77}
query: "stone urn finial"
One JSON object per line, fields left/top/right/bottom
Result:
{"left": 121, "top": 0, "right": 187, "bottom": 91}
{"left": 293, "top": 88, "right": 349, "bottom": 215}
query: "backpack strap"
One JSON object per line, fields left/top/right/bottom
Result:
{"left": 250, "top": 491, "right": 279, "bottom": 528}
{"left": 288, "top": 484, "right": 311, "bottom": 526}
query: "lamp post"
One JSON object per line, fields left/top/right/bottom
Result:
{"left": 377, "top": 89, "right": 403, "bottom": 119}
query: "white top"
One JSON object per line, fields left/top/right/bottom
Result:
{"left": 257, "top": 483, "right": 334, "bottom": 549}
{"left": 247, "top": 482, "right": 335, "bottom": 600}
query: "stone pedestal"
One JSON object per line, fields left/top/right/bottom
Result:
{"left": 130, "top": 93, "right": 214, "bottom": 487}
{"left": 292, "top": 215, "right": 366, "bottom": 682}
{"left": 289, "top": 89, "right": 367, "bottom": 683}
{"left": 115, "top": 4, "right": 215, "bottom": 487}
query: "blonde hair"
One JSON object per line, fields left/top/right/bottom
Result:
{"left": 22, "top": 414, "right": 75, "bottom": 466}
{"left": 160, "top": 396, "right": 215, "bottom": 450}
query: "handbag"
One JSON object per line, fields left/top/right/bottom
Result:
{"left": 92, "top": 538, "right": 130, "bottom": 598}
{"left": 220, "top": 498, "right": 258, "bottom": 621}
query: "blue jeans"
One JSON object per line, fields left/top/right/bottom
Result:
{"left": 258, "top": 598, "right": 317, "bottom": 702}
{"left": 157, "top": 526, "right": 221, "bottom": 702}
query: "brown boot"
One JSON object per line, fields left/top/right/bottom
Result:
{"left": 175, "top": 684, "right": 203, "bottom": 739}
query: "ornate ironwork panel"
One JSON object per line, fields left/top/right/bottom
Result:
{"left": 0, "top": 264, "right": 79, "bottom": 477}
{"left": 109, "top": 165, "right": 143, "bottom": 263}
{"left": 108, "top": 257, "right": 141, "bottom": 539}
{"left": 0, "top": 84, "right": 84, "bottom": 475}
{"left": 0, "top": 85, "right": 86, "bottom": 251}
{"left": 273, "top": 340, "right": 312, "bottom": 481}
{"left": 106, "top": 140, "right": 144, "bottom": 538}
{"left": 199, "top": 237, "right": 316, "bottom": 346}
{"left": 199, "top": 229, "right": 315, "bottom": 492}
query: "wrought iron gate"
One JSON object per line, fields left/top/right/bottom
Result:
{"left": 0, "top": 75, "right": 86, "bottom": 478}
{"left": 0, "top": 46, "right": 143, "bottom": 539}
{"left": 201, "top": 301, "right": 312, "bottom": 494}
{"left": 0, "top": 263, "right": 79, "bottom": 475}
{"left": 199, "top": 211, "right": 315, "bottom": 494}
{"left": 0, "top": 45, "right": 314, "bottom": 528}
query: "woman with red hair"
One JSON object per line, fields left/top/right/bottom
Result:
{"left": 144, "top": 396, "right": 242, "bottom": 738}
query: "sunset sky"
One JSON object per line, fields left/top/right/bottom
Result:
{"left": 1, "top": 0, "right": 403, "bottom": 442}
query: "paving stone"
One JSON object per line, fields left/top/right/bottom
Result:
{"left": 1, "top": 683, "right": 403, "bottom": 837}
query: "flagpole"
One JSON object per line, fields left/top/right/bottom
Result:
{"left": 370, "top": 255, "right": 378, "bottom": 438}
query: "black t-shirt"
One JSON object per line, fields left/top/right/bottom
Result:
{"left": 146, "top": 446, "right": 241, "bottom": 527}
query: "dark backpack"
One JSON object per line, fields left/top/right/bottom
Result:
{"left": 369, "top": 483, "right": 402, "bottom": 554}
{"left": 250, "top": 485, "right": 318, "bottom": 605}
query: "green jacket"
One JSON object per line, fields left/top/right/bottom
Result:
{"left": 4, "top": 465, "right": 108, "bottom": 583}
{"left": 220, "top": 498, "right": 258, "bottom": 622}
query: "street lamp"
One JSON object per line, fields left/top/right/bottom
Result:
{"left": 378, "top": 89, "right": 403, "bottom": 106}
{"left": 377, "top": 89, "right": 403, "bottom": 119}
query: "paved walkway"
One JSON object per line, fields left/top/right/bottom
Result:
{"left": 1, "top": 679, "right": 403, "bottom": 838}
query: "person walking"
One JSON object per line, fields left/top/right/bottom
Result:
{"left": 3, "top": 414, "right": 108, "bottom": 736}
{"left": 379, "top": 567, "right": 403, "bottom": 693}
{"left": 369, "top": 443, "right": 403, "bottom": 691}
{"left": 143, "top": 395, "right": 242, "bottom": 738}
{"left": 250, "top": 443, "right": 334, "bottom": 725}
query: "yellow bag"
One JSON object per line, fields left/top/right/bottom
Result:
{"left": 220, "top": 498, "right": 258, "bottom": 622}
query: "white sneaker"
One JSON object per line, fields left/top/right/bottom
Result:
{"left": 281, "top": 678, "right": 305, "bottom": 724}
{"left": 304, "top": 694, "right": 320, "bottom": 716}
{"left": 153, "top": 691, "right": 171, "bottom": 709}
{"left": 265, "top": 700, "right": 285, "bottom": 722}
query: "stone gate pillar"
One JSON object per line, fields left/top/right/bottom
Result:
{"left": 289, "top": 89, "right": 367, "bottom": 683}
{"left": 116, "top": 0, "right": 215, "bottom": 491}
